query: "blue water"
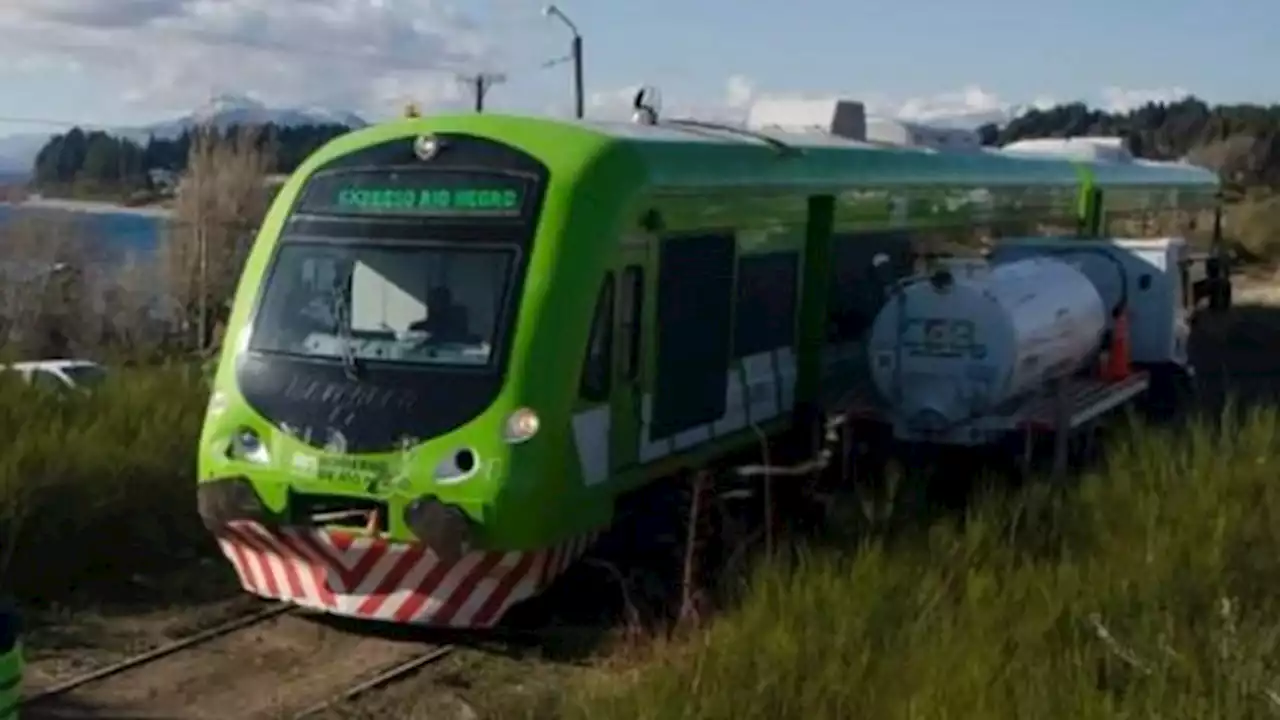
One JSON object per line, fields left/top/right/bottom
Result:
{"left": 0, "top": 205, "right": 163, "bottom": 262}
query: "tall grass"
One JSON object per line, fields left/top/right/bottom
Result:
{"left": 0, "top": 366, "right": 210, "bottom": 600}
{"left": 558, "top": 406, "right": 1280, "bottom": 719}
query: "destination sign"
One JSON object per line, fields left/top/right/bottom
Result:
{"left": 299, "top": 170, "right": 529, "bottom": 218}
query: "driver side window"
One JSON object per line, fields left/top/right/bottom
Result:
{"left": 580, "top": 274, "right": 615, "bottom": 402}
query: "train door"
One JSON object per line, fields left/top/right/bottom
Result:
{"left": 608, "top": 238, "right": 650, "bottom": 474}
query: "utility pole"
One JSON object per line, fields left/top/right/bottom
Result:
{"left": 571, "top": 33, "right": 584, "bottom": 119}
{"left": 543, "top": 5, "right": 584, "bottom": 118}
{"left": 455, "top": 72, "right": 507, "bottom": 113}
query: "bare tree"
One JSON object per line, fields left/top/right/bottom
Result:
{"left": 161, "top": 124, "right": 274, "bottom": 351}
{"left": 0, "top": 215, "right": 101, "bottom": 358}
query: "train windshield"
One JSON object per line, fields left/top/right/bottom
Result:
{"left": 248, "top": 242, "right": 515, "bottom": 368}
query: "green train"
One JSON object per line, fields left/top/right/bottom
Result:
{"left": 197, "top": 104, "right": 1224, "bottom": 627}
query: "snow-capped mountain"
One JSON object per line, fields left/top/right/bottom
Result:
{"left": 0, "top": 94, "right": 368, "bottom": 174}
{"left": 136, "top": 93, "right": 367, "bottom": 141}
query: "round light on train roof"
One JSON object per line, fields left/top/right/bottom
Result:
{"left": 413, "top": 134, "right": 441, "bottom": 161}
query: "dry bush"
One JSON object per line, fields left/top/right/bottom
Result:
{"left": 0, "top": 215, "right": 181, "bottom": 361}
{"left": 160, "top": 124, "right": 273, "bottom": 351}
{"left": 0, "top": 214, "right": 100, "bottom": 358}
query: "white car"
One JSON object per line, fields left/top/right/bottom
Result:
{"left": 5, "top": 359, "right": 107, "bottom": 391}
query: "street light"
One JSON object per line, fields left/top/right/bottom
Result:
{"left": 542, "top": 4, "right": 583, "bottom": 119}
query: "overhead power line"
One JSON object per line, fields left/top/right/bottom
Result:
{"left": 0, "top": 114, "right": 97, "bottom": 129}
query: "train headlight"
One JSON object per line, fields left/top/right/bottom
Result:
{"left": 413, "top": 134, "right": 442, "bottom": 161}
{"left": 228, "top": 427, "right": 271, "bottom": 465}
{"left": 503, "top": 407, "right": 540, "bottom": 444}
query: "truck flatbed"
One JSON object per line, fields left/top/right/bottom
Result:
{"left": 829, "top": 370, "right": 1151, "bottom": 478}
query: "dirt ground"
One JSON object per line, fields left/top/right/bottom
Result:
{"left": 21, "top": 558, "right": 255, "bottom": 693}
{"left": 21, "top": 551, "right": 609, "bottom": 719}
{"left": 24, "top": 611, "right": 452, "bottom": 720}
{"left": 307, "top": 646, "right": 584, "bottom": 720}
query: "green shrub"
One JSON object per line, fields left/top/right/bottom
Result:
{"left": 559, "top": 406, "right": 1280, "bottom": 719}
{"left": 0, "top": 364, "right": 213, "bottom": 600}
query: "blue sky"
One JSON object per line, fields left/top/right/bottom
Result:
{"left": 0, "top": 0, "right": 1274, "bottom": 140}
{"left": 566, "top": 0, "right": 1274, "bottom": 107}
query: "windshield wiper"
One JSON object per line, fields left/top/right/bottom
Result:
{"left": 330, "top": 271, "right": 361, "bottom": 381}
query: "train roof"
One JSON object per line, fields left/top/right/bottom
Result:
{"left": 302, "top": 110, "right": 1220, "bottom": 195}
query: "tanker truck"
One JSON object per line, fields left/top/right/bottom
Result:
{"left": 858, "top": 235, "right": 1197, "bottom": 475}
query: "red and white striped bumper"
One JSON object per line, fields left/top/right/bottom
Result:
{"left": 214, "top": 521, "right": 597, "bottom": 628}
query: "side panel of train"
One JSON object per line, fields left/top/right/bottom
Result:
{"left": 568, "top": 190, "right": 811, "bottom": 506}
{"left": 569, "top": 179, "right": 1104, "bottom": 506}
{"left": 571, "top": 177, "right": 1223, "bottom": 522}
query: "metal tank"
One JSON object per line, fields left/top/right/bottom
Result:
{"left": 866, "top": 256, "right": 1108, "bottom": 432}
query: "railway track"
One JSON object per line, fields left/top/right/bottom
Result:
{"left": 21, "top": 602, "right": 454, "bottom": 720}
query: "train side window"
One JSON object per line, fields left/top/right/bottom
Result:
{"left": 733, "top": 252, "right": 798, "bottom": 358}
{"left": 619, "top": 265, "right": 644, "bottom": 381}
{"left": 580, "top": 273, "right": 615, "bottom": 402}
{"left": 651, "top": 233, "right": 735, "bottom": 440}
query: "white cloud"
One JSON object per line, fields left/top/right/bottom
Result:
{"left": 584, "top": 77, "right": 1201, "bottom": 131}
{"left": 1099, "top": 86, "right": 1192, "bottom": 113}
{"left": 0, "top": 0, "right": 547, "bottom": 119}
{"left": 584, "top": 78, "right": 1037, "bottom": 129}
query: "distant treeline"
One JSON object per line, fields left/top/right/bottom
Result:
{"left": 30, "top": 123, "right": 354, "bottom": 194}
{"left": 977, "top": 96, "right": 1280, "bottom": 191}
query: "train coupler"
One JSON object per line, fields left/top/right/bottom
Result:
{"left": 197, "top": 476, "right": 268, "bottom": 530}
